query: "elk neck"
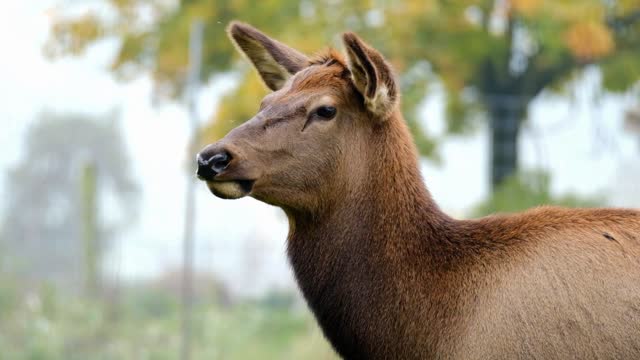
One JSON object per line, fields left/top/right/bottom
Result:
{"left": 286, "top": 109, "right": 453, "bottom": 261}
{"left": 284, "top": 111, "right": 458, "bottom": 354}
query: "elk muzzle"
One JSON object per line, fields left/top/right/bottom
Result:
{"left": 196, "top": 145, "right": 254, "bottom": 199}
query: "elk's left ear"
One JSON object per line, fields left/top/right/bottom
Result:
{"left": 342, "top": 32, "right": 398, "bottom": 121}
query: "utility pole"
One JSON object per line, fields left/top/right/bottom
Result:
{"left": 80, "top": 161, "right": 99, "bottom": 297}
{"left": 181, "top": 19, "right": 203, "bottom": 360}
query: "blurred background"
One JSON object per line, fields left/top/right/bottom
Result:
{"left": 1, "top": 0, "right": 639, "bottom": 359}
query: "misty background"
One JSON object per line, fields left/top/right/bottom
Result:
{"left": 1, "top": 1, "right": 639, "bottom": 359}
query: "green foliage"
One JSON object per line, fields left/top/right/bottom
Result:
{"left": 471, "top": 170, "right": 604, "bottom": 217}
{"left": 0, "top": 278, "right": 337, "bottom": 360}
{"left": 45, "top": 1, "right": 640, "bottom": 172}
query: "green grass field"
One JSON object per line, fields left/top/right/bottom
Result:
{"left": 0, "top": 279, "right": 338, "bottom": 360}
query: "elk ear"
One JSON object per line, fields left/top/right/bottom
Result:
{"left": 342, "top": 32, "right": 398, "bottom": 120}
{"left": 227, "top": 21, "right": 309, "bottom": 91}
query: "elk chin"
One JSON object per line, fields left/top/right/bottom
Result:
{"left": 206, "top": 180, "right": 254, "bottom": 200}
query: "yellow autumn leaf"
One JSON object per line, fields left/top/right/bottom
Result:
{"left": 616, "top": 0, "right": 640, "bottom": 14}
{"left": 510, "top": 0, "right": 542, "bottom": 16}
{"left": 544, "top": 2, "right": 604, "bottom": 23}
{"left": 564, "top": 21, "right": 614, "bottom": 60}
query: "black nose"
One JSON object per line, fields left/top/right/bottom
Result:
{"left": 196, "top": 150, "right": 231, "bottom": 180}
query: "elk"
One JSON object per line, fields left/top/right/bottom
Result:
{"left": 196, "top": 22, "right": 640, "bottom": 359}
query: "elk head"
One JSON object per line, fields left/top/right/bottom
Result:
{"left": 197, "top": 22, "right": 400, "bottom": 213}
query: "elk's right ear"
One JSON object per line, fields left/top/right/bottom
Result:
{"left": 227, "top": 22, "right": 309, "bottom": 91}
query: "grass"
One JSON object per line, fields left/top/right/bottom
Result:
{"left": 0, "top": 279, "right": 338, "bottom": 360}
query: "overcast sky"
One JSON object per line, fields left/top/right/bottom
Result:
{"left": 1, "top": 2, "right": 638, "bottom": 296}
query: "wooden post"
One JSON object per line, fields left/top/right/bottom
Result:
{"left": 625, "top": 106, "right": 640, "bottom": 149}
{"left": 80, "top": 161, "right": 99, "bottom": 297}
{"left": 181, "top": 19, "right": 204, "bottom": 360}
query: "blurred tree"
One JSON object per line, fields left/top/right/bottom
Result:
{"left": 45, "top": 0, "right": 640, "bottom": 190}
{"left": 2, "top": 112, "right": 139, "bottom": 290}
{"left": 384, "top": 0, "right": 639, "bottom": 188}
{"left": 472, "top": 170, "right": 603, "bottom": 216}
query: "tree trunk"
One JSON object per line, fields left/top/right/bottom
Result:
{"left": 488, "top": 99, "right": 526, "bottom": 190}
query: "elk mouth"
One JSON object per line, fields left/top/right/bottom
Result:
{"left": 205, "top": 179, "right": 255, "bottom": 199}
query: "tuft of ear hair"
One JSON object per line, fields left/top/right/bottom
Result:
{"left": 342, "top": 32, "right": 398, "bottom": 121}
{"left": 227, "top": 21, "right": 309, "bottom": 91}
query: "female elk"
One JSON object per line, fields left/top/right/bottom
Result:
{"left": 197, "top": 22, "right": 640, "bottom": 359}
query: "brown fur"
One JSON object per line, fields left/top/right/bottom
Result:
{"left": 198, "top": 22, "right": 640, "bottom": 359}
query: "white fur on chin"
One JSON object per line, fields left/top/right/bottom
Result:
{"left": 206, "top": 181, "right": 248, "bottom": 199}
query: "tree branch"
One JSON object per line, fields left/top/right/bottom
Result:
{"left": 607, "top": 9, "right": 640, "bottom": 33}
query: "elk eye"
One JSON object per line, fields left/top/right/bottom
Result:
{"left": 315, "top": 106, "right": 337, "bottom": 120}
